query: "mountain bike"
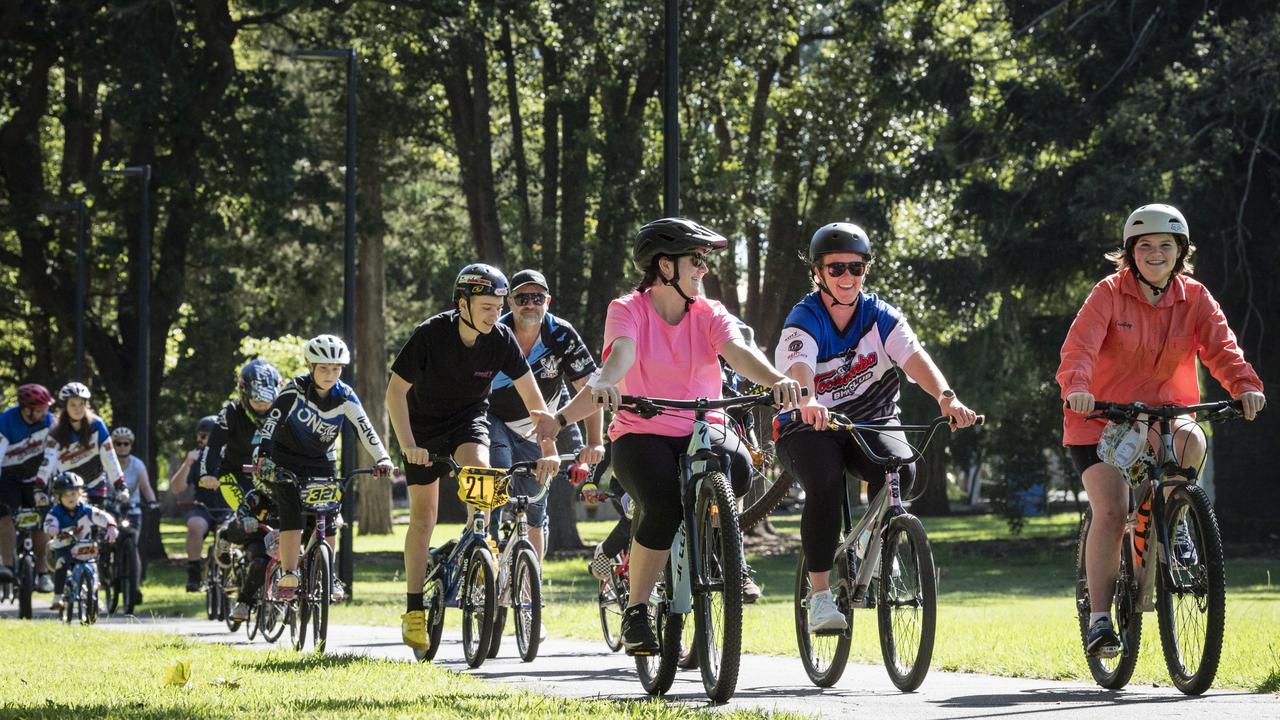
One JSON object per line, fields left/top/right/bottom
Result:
{"left": 1, "top": 487, "right": 48, "bottom": 619}
{"left": 788, "top": 411, "right": 983, "bottom": 691}
{"left": 1075, "top": 400, "right": 1241, "bottom": 695}
{"left": 620, "top": 391, "right": 784, "bottom": 703}
{"left": 720, "top": 364, "right": 793, "bottom": 533}
{"left": 101, "top": 496, "right": 140, "bottom": 616}
{"left": 486, "top": 453, "right": 578, "bottom": 662}
{"left": 579, "top": 485, "right": 630, "bottom": 652}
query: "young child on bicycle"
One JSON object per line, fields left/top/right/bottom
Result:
{"left": 772, "top": 222, "right": 976, "bottom": 633}
{"left": 255, "top": 335, "right": 394, "bottom": 600}
{"left": 43, "top": 471, "right": 117, "bottom": 582}
{"left": 1057, "top": 204, "right": 1265, "bottom": 658}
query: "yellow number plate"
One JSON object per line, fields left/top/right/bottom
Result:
{"left": 302, "top": 482, "right": 342, "bottom": 507}
{"left": 73, "top": 542, "right": 98, "bottom": 560}
{"left": 15, "top": 511, "right": 41, "bottom": 530}
{"left": 455, "top": 467, "right": 510, "bottom": 510}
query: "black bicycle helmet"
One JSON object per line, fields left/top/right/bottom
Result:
{"left": 196, "top": 415, "right": 218, "bottom": 436}
{"left": 808, "top": 222, "right": 873, "bottom": 262}
{"left": 633, "top": 218, "right": 728, "bottom": 271}
{"left": 52, "top": 470, "right": 85, "bottom": 496}
{"left": 238, "top": 359, "right": 282, "bottom": 406}
{"left": 454, "top": 264, "right": 510, "bottom": 301}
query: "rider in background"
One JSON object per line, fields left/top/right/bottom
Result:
{"left": 43, "top": 471, "right": 117, "bottom": 606}
{"left": 1057, "top": 203, "right": 1265, "bottom": 658}
{"left": 111, "top": 426, "right": 154, "bottom": 604}
{"left": 167, "top": 415, "right": 222, "bottom": 591}
{"left": 773, "top": 222, "right": 976, "bottom": 633}
{"left": 0, "top": 384, "right": 56, "bottom": 590}
{"left": 201, "top": 359, "right": 283, "bottom": 495}
{"left": 221, "top": 486, "right": 279, "bottom": 622}
{"left": 547, "top": 218, "right": 803, "bottom": 656}
{"left": 487, "top": 268, "right": 605, "bottom": 558}
{"left": 256, "top": 335, "right": 393, "bottom": 600}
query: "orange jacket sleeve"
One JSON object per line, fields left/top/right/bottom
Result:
{"left": 1194, "top": 289, "right": 1264, "bottom": 397}
{"left": 1056, "top": 279, "right": 1114, "bottom": 398}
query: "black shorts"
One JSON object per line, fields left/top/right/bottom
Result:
{"left": 0, "top": 479, "right": 37, "bottom": 518}
{"left": 1069, "top": 444, "right": 1102, "bottom": 476}
{"left": 184, "top": 504, "right": 233, "bottom": 530}
{"left": 404, "top": 412, "right": 491, "bottom": 487}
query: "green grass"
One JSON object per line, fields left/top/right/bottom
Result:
{"left": 0, "top": 622, "right": 795, "bottom": 719}
{"left": 139, "top": 511, "right": 1280, "bottom": 693}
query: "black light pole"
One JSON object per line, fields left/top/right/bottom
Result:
{"left": 296, "top": 47, "right": 358, "bottom": 595}
{"left": 102, "top": 165, "right": 153, "bottom": 469}
{"left": 664, "top": 0, "right": 679, "bottom": 216}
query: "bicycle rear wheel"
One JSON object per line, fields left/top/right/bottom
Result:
{"left": 461, "top": 545, "right": 497, "bottom": 668}
{"left": 486, "top": 607, "right": 507, "bottom": 659}
{"left": 794, "top": 549, "right": 852, "bottom": 687}
{"left": 877, "top": 514, "right": 936, "bottom": 691}
{"left": 692, "top": 472, "right": 743, "bottom": 702}
{"left": 118, "top": 535, "right": 138, "bottom": 615}
{"left": 637, "top": 560, "right": 683, "bottom": 695}
{"left": 1156, "top": 484, "right": 1225, "bottom": 695}
{"left": 739, "top": 470, "right": 794, "bottom": 533}
{"left": 1076, "top": 510, "right": 1142, "bottom": 689}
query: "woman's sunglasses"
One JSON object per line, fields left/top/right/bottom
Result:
{"left": 682, "top": 254, "right": 709, "bottom": 269}
{"left": 513, "top": 293, "right": 547, "bottom": 307}
{"left": 114, "top": 441, "right": 131, "bottom": 447}
{"left": 823, "top": 260, "right": 870, "bottom": 277}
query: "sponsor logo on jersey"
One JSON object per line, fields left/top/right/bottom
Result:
{"left": 1117, "top": 321, "right": 1133, "bottom": 330}
{"left": 537, "top": 355, "right": 561, "bottom": 380}
{"left": 788, "top": 340, "right": 804, "bottom": 352}
{"left": 570, "top": 357, "right": 591, "bottom": 373}
{"left": 473, "top": 370, "right": 495, "bottom": 379}
{"left": 815, "top": 350, "right": 879, "bottom": 397}
{"left": 294, "top": 405, "right": 340, "bottom": 444}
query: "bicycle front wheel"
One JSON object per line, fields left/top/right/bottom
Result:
{"left": 512, "top": 545, "right": 543, "bottom": 662}
{"left": 877, "top": 514, "right": 936, "bottom": 691}
{"left": 260, "top": 564, "right": 286, "bottom": 644}
{"left": 461, "top": 545, "right": 497, "bottom": 668}
{"left": 794, "top": 550, "right": 851, "bottom": 687}
{"left": 1075, "top": 510, "right": 1142, "bottom": 689}
{"left": 17, "top": 553, "right": 34, "bottom": 619}
{"left": 205, "top": 545, "right": 222, "bottom": 621}
{"left": 637, "top": 559, "right": 684, "bottom": 695}
{"left": 692, "top": 472, "right": 743, "bottom": 702}
{"left": 294, "top": 555, "right": 312, "bottom": 652}
{"left": 1156, "top": 484, "right": 1225, "bottom": 695}
{"left": 308, "top": 543, "right": 333, "bottom": 653}
{"left": 118, "top": 535, "right": 138, "bottom": 615}
{"left": 78, "top": 568, "right": 98, "bottom": 625}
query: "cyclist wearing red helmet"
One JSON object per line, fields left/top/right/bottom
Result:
{"left": 0, "top": 384, "right": 57, "bottom": 587}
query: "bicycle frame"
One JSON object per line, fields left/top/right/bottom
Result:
{"left": 493, "top": 454, "right": 576, "bottom": 606}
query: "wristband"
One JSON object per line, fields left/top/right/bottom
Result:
{"left": 556, "top": 412, "right": 568, "bottom": 429}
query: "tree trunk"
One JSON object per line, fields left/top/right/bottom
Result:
{"left": 442, "top": 30, "right": 505, "bottom": 266}
{"left": 741, "top": 60, "right": 777, "bottom": 331}
{"left": 558, "top": 79, "right": 592, "bottom": 320}
{"left": 539, "top": 42, "right": 560, "bottom": 291}
{"left": 756, "top": 50, "right": 805, "bottom": 350}
{"left": 498, "top": 18, "right": 534, "bottom": 254}
{"left": 356, "top": 142, "right": 393, "bottom": 535}
{"left": 546, "top": 475, "right": 584, "bottom": 552}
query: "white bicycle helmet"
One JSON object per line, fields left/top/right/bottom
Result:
{"left": 304, "top": 334, "right": 350, "bottom": 365}
{"left": 58, "top": 381, "right": 91, "bottom": 401}
{"left": 111, "top": 426, "right": 135, "bottom": 442}
{"left": 1123, "top": 204, "right": 1189, "bottom": 243}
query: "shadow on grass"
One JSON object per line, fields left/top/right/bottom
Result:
{"left": 1258, "top": 669, "right": 1280, "bottom": 694}
{"left": 233, "top": 652, "right": 376, "bottom": 673}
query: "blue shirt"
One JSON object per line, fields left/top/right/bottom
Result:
{"left": 0, "top": 405, "right": 55, "bottom": 482}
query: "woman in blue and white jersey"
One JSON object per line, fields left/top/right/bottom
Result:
{"left": 37, "top": 383, "right": 125, "bottom": 505}
{"left": 773, "top": 223, "right": 977, "bottom": 634}
{"left": 0, "top": 384, "right": 57, "bottom": 587}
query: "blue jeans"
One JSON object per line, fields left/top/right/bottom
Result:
{"left": 486, "top": 411, "right": 582, "bottom": 542}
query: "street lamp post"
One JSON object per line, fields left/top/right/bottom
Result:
{"left": 101, "top": 165, "right": 153, "bottom": 468}
{"left": 664, "top": 0, "right": 679, "bottom": 216}
{"left": 295, "top": 48, "right": 359, "bottom": 596}
{"left": 37, "top": 201, "right": 90, "bottom": 377}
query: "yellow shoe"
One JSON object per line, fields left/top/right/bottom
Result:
{"left": 401, "top": 610, "right": 429, "bottom": 652}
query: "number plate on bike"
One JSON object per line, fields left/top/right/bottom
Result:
{"left": 15, "top": 510, "right": 41, "bottom": 530}
{"left": 72, "top": 542, "right": 98, "bottom": 560}
{"left": 455, "top": 467, "right": 509, "bottom": 510}
{"left": 301, "top": 479, "right": 343, "bottom": 512}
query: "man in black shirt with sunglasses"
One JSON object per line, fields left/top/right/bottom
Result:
{"left": 487, "top": 269, "right": 605, "bottom": 559}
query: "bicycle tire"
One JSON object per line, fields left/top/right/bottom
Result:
{"left": 419, "top": 577, "right": 446, "bottom": 662}
{"left": 260, "top": 563, "right": 286, "bottom": 644}
{"left": 794, "top": 550, "right": 852, "bottom": 687}
{"left": 205, "top": 545, "right": 221, "bottom": 621}
{"left": 17, "top": 553, "right": 34, "bottom": 619}
{"left": 637, "top": 559, "right": 683, "bottom": 695}
{"left": 693, "top": 471, "right": 743, "bottom": 702}
{"left": 678, "top": 621, "right": 699, "bottom": 670}
{"left": 877, "top": 514, "right": 937, "bottom": 691}
{"left": 1156, "top": 484, "right": 1225, "bottom": 695}
{"left": 513, "top": 546, "right": 543, "bottom": 662}
{"left": 1076, "top": 510, "right": 1141, "bottom": 689}
{"left": 78, "top": 567, "right": 98, "bottom": 625}
{"left": 486, "top": 606, "right": 507, "bottom": 659}
{"left": 294, "top": 553, "right": 312, "bottom": 652}
{"left": 118, "top": 535, "right": 138, "bottom": 615}
{"left": 309, "top": 543, "right": 333, "bottom": 653}
{"left": 246, "top": 601, "right": 259, "bottom": 641}
{"left": 599, "top": 573, "right": 626, "bottom": 652}
{"left": 103, "top": 541, "right": 120, "bottom": 615}
{"left": 461, "top": 545, "right": 497, "bottom": 668}
{"left": 739, "top": 470, "right": 794, "bottom": 533}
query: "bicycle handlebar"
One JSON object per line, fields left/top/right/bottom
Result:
{"left": 618, "top": 388, "right": 808, "bottom": 418}
{"left": 1086, "top": 399, "right": 1242, "bottom": 423}
{"left": 437, "top": 453, "right": 579, "bottom": 504}
{"left": 788, "top": 412, "right": 986, "bottom": 468}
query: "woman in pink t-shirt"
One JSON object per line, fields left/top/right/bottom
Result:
{"left": 549, "top": 218, "right": 803, "bottom": 657}
{"left": 1057, "top": 203, "right": 1265, "bottom": 659}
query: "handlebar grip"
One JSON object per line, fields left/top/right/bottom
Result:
{"left": 974, "top": 415, "right": 986, "bottom": 426}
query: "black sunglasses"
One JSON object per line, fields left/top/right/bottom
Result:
{"left": 513, "top": 292, "right": 547, "bottom": 307}
{"left": 115, "top": 441, "right": 132, "bottom": 447}
{"left": 823, "top": 260, "right": 870, "bottom": 277}
{"left": 682, "top": 254, "right": 709, "bottom": 269}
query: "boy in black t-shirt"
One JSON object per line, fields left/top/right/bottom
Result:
{"left": 386, "top": 263, "right": 561, "bottom": 656}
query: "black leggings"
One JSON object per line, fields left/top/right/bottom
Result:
{"left": 777, "top": 427, "right": 916, "bottom": 573}
{"left": 611, "top": 429, "right": 752, "bottom": 551}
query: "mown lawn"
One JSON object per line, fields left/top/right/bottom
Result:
{"left": 128, "top": 510, "right": 1280, "bottom": 692}
{"left": 0, "top": 622, "right": 797, "bottom": 719}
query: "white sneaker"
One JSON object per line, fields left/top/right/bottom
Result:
{"left": 35, "top": 573, "right": 54, "bottom": 593}
{"left": 807, "top": 590, "right": 848, "bottom": 633}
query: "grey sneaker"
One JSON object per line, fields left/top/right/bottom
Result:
{"left": 35, "top": 573, "right": 54, "bottom": 593}
{"left": 230, "top": 601, "right": 251, "bottom": 622}
{"left": 807, "top": 590, "right": 847, "bottom": 633}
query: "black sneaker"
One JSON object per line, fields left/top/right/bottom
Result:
{"left": 621, "top": 604, "right": 659, "bottom": 656}
{"left": 185, "top": 562, "right": 202, "bottom": 593}
{"left": 1086, "top": 618, "right": 1122, "bottom": 658}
